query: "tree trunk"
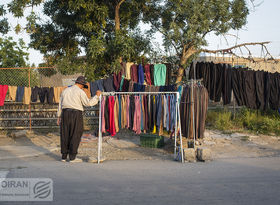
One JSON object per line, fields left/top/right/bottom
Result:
{"left": 176, "top": 47, "right": 197, "bottom": 83}
{"left": 115, "top": 4, "right": 121, "bottom": 31}
{"left": 115, "top": 2, "right": 122, "bottom": 63}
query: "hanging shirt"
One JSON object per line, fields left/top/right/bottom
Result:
{"left": 154, "top": 64, "right": 167, "bottom": 86}
{"left": 130, "top": 64, "right": 138, "bottom": 82}
{"left": 113, "top": 71, "right": 122, "bottom": 91}
{"left": 138, "top": 64, "right": 144, "bottom": 85}
{"left": 90, "top": 79, "right": 104, "bottom": 97}
{"left": 103, "top": 76, "right": 115, "bottom": 92}
{"left": 144, "top": 64, "right": 152, "bottom": 85}
{"left": 119, "top": 76, "right": 124, "bottom": 91}
{"left": 125, "top": 62, "right": 134, "bottom": 80}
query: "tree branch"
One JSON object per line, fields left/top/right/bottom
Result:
{"left": 150, "top": 21, "right": 180, "bottom": 56}
{"left": 200, "top": 41, "right": 277, "bottom": 63}
{"left": 202, "top": 41, "right": 270, "bottom": 53}
{"left": 118, "top": 0, "right": 126, "bottom": 7}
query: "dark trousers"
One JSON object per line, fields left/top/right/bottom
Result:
{"left": 60, "top": 109, "right": 83, "bottom": 160}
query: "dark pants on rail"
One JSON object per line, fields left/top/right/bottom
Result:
{"left": 60, "top": 108, "right": 83, "bottom": 160}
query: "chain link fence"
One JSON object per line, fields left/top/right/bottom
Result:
{"left": 0, "top": 67, "right": 99, "bottom": 131}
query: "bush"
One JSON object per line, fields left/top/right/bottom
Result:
{"left": 215, "top": 111, "right": 233, "bottom": 131}
{"left": 206, "top": 108, "right": 280, "bottom": 136}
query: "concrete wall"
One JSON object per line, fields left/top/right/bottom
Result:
{"left": 39, "top": 73, "right": 82, "bottom": 87}
{"left": 196, "top": 56, "right": 280, "bottom": 73}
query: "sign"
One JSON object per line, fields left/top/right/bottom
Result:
{"left": 0, "top": 178, "right": 53, "bottom": 201}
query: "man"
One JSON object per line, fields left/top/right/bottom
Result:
{"left": 57, "top": 76, "right": 101, "bottom": 162}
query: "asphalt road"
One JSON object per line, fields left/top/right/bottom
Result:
{"left": 0, "top": 156, "right": 280, "bottom": 205}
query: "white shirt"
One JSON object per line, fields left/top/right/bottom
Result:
{"left": 57, "top": 85, "right": 99, "bottom": 117}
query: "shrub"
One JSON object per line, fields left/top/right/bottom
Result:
{"left": 215, "top": 111, "right": 233, "bottom": 131}
{"left": 206, "top": 108, "right": 280, "bottom": 136}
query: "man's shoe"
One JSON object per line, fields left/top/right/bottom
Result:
{"left": 61, "top": 159, "right": 67, "bottom": 162}
{"left": 69, "top": 158, "right": 83, "bottom": 163}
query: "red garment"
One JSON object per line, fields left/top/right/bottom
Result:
{"left": 0, "top": 85, "right": 8, "bottom": 106}
{"left": 113, "top": 70, "right": 122, "bottom": 91}
{"left": 108, "top": 96, "right": 116, "bottom": 136}
{"left": 144, "top": 64, "right": 152, "bottom": 85}
{"left": 130, "top": 64, "right": 138, "bottom": 82}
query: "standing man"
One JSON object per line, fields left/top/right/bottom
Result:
{"left": 57, "top": 76, "right": 101, "bottom": 162}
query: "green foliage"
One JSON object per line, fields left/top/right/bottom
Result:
{"left": 206, "top": 108, "right": 280, "bottom": 136}
{"left": 6, "top": 0, "right": 153, "bottom": 80}
{"left": 206, "top": 109, "right": 233, "bottom": 131}
{"left": 5, "top": 0, "right": 250, "bottom": 78}
{"left": 0, "top": 37, "right": 29, "bottom": 67}
{"left": 0, "top": 36, "right": 38, "bottom": 86}
{"left": 144, "top": 0, "right": 249, "bottom": 65}
{"left": 0, "top": 5, "right": 9, "bottom": 34}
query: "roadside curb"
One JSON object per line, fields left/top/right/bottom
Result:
{"left": 0, "top": 146, "right": 60, "bottom": 160}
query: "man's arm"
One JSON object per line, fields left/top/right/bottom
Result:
{"left": 80, "top": 90, "right": 101, "bottom": 107}
{"left": 57, "top": 95, "right": 63, "bottom": 125}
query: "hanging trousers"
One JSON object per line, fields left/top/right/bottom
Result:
{"left": 140, "top": 96, "right": 143, "bottom": 130}
{"left": 129, "top": 95, "right": 135, "bottom": 129}
{"left": 126, "top": 95, "right": 130, "bottom": 128}
{"left": 133, "top": 96, "right": 141, "bottom": 134}
{"left": 121, "top": 96, "right": 126, "bottom": 129}
{"left": 60, "top": 108, "right": 83, "bottom": 160}
{"left": 23, "top": 87, "right": 31, "bottom": 105}
{"left": 167, "top": 95, "right": 171, "bottom": 131}
{"left": 199, "top": 87, "right": 208, "bottom": 138}
{"left": 114, "top": 96, "right": 119, "bottom": 132}
{"left": 16, "top": 86, "right": 24, "bottom": 102}
{"left": 108, "top": 96, "right": 116, "bottom": 136}
{"left": 144, "top": 95, "right": 148, "bottom": 131}
{"left": 8, "top": 86, "right": 17, "bottom": 101}
{"left": 118, "top": 95, "right": 122, "bottom": 128}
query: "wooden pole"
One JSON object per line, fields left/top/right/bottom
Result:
{"left": 28, "top": 67, "right": 32, "bottom": 131}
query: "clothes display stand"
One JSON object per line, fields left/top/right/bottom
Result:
{"left": 97, "top": 91, "right": 184, "bottom": 164}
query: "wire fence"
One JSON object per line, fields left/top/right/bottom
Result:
{"left": 0, "top": 67, "right": 99, "bottom": 131}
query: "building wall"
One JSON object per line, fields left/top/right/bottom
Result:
{"left": 39, "top": 73, "right": 82, "bottom": 87}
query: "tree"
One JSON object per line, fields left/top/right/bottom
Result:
{"left": 0, "top": 5, "right": 9, "bottom": 34}
{"left": 0, "top": 37, "right": 39, "bottom": 86}
{"left": 5, "top": 0, "right": 154, "bottom": 80}
{"left": 143, "top": 0, "right": 250, "bottom": 82}
{"left": 0, "top": 37, "right": 28, "bottom": 68}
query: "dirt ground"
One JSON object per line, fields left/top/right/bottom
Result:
{"left": 0, "top": 129, "right": 280, "bottom": 162}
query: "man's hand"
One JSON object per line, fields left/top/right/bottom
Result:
{"left": 96, "top": 90, "right": 102, "bottom": 97}
{"left": 57, "top": 117, "right": 61, "bottom": 126}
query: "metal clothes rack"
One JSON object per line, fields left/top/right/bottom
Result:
{"left": 97, "top": 91, "right": 184, "bottom": 164}
{"left": 177, "top": 78, "right": 204, "bottom": 149}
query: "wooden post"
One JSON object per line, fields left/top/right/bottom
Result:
{"left": 28, "top": 67, "right": 32, "bottom": 131}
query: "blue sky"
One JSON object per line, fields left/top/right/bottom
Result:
{"left": 2, "top": 0, "right": 280, "bottom": 66}
{"left": 205, "top": 0, "right": 280, "bottom": 58}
